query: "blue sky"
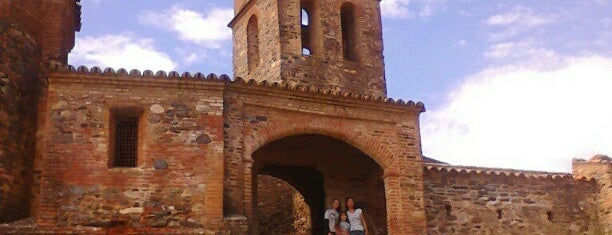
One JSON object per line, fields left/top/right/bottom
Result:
{"left": 72, "top": 0, "right": 612, "bottom": 172}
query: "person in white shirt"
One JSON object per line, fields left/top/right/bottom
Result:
{"left": 324, "top": 199, "right": 341, "bottom": 235}
{"left": 346, "top": 197, "right": 368, "bottom": 235}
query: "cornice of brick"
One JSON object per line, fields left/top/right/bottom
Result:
{"left": 49, "top": 64, "right": 425, "bottom": 114}
{"left": 424, "top": 163, "right": 594, "bottom": 182}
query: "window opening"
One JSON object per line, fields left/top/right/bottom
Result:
{"left": 247, "top": 15, "right": 260, "bottom": 73}
{"left": 301, "top": 1, "right": 314, "bottom": 56}
{"left": 341, "top": 2, "right": 357, "bottom": 61}
{"left": 113, "top": 117, "right": 138, "bottom": 167}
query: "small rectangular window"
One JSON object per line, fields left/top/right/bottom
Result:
{"left": 110, "top": 107, "right": 142, "bottom": 168}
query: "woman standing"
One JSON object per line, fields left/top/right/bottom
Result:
{"left": 324, "top": 199, "right": 341, "bottom": 235}
{"left": 346, "top": 197, "right": 368, "bottom": 235}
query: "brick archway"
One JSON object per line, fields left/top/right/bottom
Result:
{"left": 242, "top": 115, "right": 395, "bottom": 234}
{"left": 232, "top": 109, "right": 426, "bottom": 234}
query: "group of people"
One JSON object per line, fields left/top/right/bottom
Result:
{"left": 323, "top": 197, "right": 368, "bottom": 235}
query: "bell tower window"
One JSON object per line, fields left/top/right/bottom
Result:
{"left": 341, "top": 2, "right": 357, "bottom": 62}
{"left": 301, "top": 0, "right": 314, "bottom": 56}
{"left": 247, "top": 15, "right": 260, "bottom": 73}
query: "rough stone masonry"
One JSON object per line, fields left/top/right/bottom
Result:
{"left": 0, "top": 0, "right": 610, "bottom": 234}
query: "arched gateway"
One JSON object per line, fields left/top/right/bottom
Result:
{"left": 222, "top": 91, "right": 427, "bottom": 234}
{"left": 252, "top": 134, "right": 388, "bottom": 234}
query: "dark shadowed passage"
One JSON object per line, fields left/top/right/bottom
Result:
{"left": 253, "top": 134, "right": 387, "bottom": 235}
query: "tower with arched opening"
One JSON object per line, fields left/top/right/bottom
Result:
{"left": 230, "top": 0, "right": 387, "bottom": 97}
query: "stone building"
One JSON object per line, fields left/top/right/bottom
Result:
{"left": 0, "top": 0, "right": 610, "bottom": 234}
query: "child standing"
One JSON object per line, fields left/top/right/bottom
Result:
{"left": 336, "top": 211, "right": 351, "bottom": 235}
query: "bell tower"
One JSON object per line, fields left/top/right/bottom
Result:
{"left": 230, "top": 0, "right": 387, "bottom": 97}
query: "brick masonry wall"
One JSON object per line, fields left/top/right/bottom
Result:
{"left": 0, "top": 18, "right": 42, "bottom": 223}
{"left": 0, "top": 0, "right": 80, "bottom": 223}
{"left": 280, "top": 54, "right": 386, "bottom": 97}
{"left": 223, "top": 81, "right": 427, "bottom": 234}
{"left": 37, "top": 73, "right": 226, "bottom": 232}
{"left": 232, "top": 0, "right": 283, "bottom": 83}
{"left": 424, "top": 166, "right": 600, "bottom": 234}
{"left": 27, "top": 70, "right": 425, "bottom": 234}
{"left": 232, "top": 0, "right": 387, "bottom": 97}
{"left": 0, "top": 0, "right": 79, "bottom": 64}
{"left": 277, "top": 0, "right": 387, "bottom": 97}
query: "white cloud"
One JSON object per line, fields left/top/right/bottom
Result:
{"left": 381, "top": 0, "right": 448, "bottom": 19}
{"left": 381, "top": 0, "right": 415, "bottom": 19}
{"left": 485, "top": 6, "right": 556, "bottom": 41}
{"left": 485, "top": 6, "right": 552, "bottom": 27}
{"left": 421, "top": 54, "right": 612, "bottom": 172}
{"left": 70, "top": 34, "right": 177, "bottom": 71}
{"left": 139, "top": 6, "right": 233, "bottom": 49}
{"left": 483, "top": 41, "right": 562, "bottom": 68}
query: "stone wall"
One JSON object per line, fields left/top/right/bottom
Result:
{"left": 0, "top": 18, "right": 42, "bottom": 223}
{"left": 37, "top": 71, "right": 226, "bottom": 232}
{"left": 256, "top": 175, "right": 311, "bottom": 235}
{"left": 573, "top": 155, "right": 612, "bottom": 234}
{"left": 424, "top": 164, "right": 600, "bottom": 234}
{"left": 292, "top": 189, "right": 311, "bottom": 234}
